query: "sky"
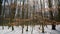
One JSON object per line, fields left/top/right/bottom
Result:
{"left": 2, "top": 0, "right": 40, "bottom": 5}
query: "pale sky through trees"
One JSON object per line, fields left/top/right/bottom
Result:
{"left": 2, "top": 0, "right": 41, "bottom": 6}
{"left": 2, "top": 0, "right": 48, "bottom": 10}
{"left": 1, "top": 0, "right": 58, "bottom": 18}
{"left": 1, "top": 0, "right": 58, "bottom": 10}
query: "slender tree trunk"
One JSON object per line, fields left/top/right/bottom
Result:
{"left": 22, "top": 26, "right": 24, "bottom": 34}
{"left": 26, "top": 24, "right": 28, "bottom": 31}
{"left": 22, "top": 0, "right": 24, "bottom": 19}
{"left": 48, "top": 0, "right": 56, "bottom": 30}
{"left": 0, "top": 0, "right": 2, "bottom": 15}
{"left": 10, "top": 0, "right": 16, "bottom": 31}
{"left": 12, "top": 26, "right": 14, "bottom": 31}
{"left": 26, "top": 0, "right": 28, "bottom": 32}
{"left": 2, "top": 0, "right": 6, "bottom": 30}
{"left": 57, "top": 0, "right": 60, "bottom": 21}
{"left": 42, "top": 23, "right": 44, "bottom": 33}
{"left": 40, "top": 0, "right": 45, "bottom": 33}
{"left": 52, "top": 22, "right": 56, "bottom": 30}
{"left": 31, "top": 26, "right": 33, "bottom": 34}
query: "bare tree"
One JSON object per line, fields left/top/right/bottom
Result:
{"left": 22, "top": 0, "right": 24, "bottom": 19}
{"left": 22, "top": 25, "right": 24, "bottom": 34}
{"left": 26, "top": 0, "right": 29, "bottom": 32}
{"left": 0, "top": 0, "right": 2, "bottom": 15}
{"left": 48, "top": 0, "right": 56, "bottom": 30}
{"left": 10, "top": 0, "right": 17, "bottom": 31}
{"left": 40, "top": 0, "right": 45, "bottom": 33}
{"left": 2, "top": 0, "right": 6, "bottom": 30}
{"left": 57, "top": 0, "right": 60, "bottom": 21}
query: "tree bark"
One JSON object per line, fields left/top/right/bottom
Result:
{"left": 57, "top": 0, "right": 60, "bottom": 21}
{"left": 48, "top": 0, "right": 56, "bottom": 30}
{"left": 22, "top": 26, "right": 24, "bottom": 34}
{"left": 0, "top": 0, "right": 2, "bottom": 15}
{"left": 52, "top": 22, "right": 56, "bottom": 30}
{"left": 22, "top": 0, "right": 24, "bottom": 19}
{"left": 12, "top": 26, "right": 14, "bottom": 31}
{"left": 26, "top": 24, "right": 28, "bottom": 31}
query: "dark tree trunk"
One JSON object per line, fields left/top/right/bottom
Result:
{"left": 0, "top": 0, "right": 2, "bottom": 15}
{"left": 26, "top": 25, "right": 28, "bottom": 31}
{"left": 22, "top": 0, "right": 24, "bottom": 19}
{"left": 52, "top": 23, "right": 56, "bottom": 30}
{"left": 26, "top": 0, "right": 28, "bottom": 32}
{"left": 48, "top": 0, "right": 56, "bottom": 30}
{"left": 22, "top": 26, "right": 24, "bottom": 34}
{"left": 12, "top": 26, "right": 14, "bottom": 31}
{"left": 57, "top": 0, "right": 60, "bottom": 21}
{"left": 42, "top": 23, "right": 44, "bottom": 33}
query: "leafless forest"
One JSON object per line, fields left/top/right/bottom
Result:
{"left": 0, "top": 0, "right": 60, "bottom": 33}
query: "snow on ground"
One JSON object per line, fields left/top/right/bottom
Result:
{"left": 0, "top": 25, "right": 60, "bottom": 34}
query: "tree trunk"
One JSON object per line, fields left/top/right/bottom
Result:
{"left": 52, "top": 22, "right": 56, "bottom": 30}
{"left": 42, "top": 23, "right": 44, "bottom": 33}
{"left": 22, "top": 26, "right": 24, "bottom": 34}
{"left": 12, "top": 26, "right": 14, "bottom": 31}
{"left": 26, "top": 25, "right": 28, "bottom": 31}
{"left": 48, "top": 0, "right": 56, "bottom": 30}
{"left": 22, "top": 0, "right": 24, "bottom": 19}
{"left": 0, "top": 0, "right": 2, "bottom": 15}
{"left": 31, "top": 26, "right": 33, "bottom": 34}
{"left": 57, "top": 0, "right": 60, "bottom": 21}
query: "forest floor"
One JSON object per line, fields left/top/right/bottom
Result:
{"left": 0, "top": 25, "right": 60, "bottom": 34}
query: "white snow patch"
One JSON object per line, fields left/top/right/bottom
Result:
{"left": 0, "top": 25, "right": 60, "bottom": 34}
